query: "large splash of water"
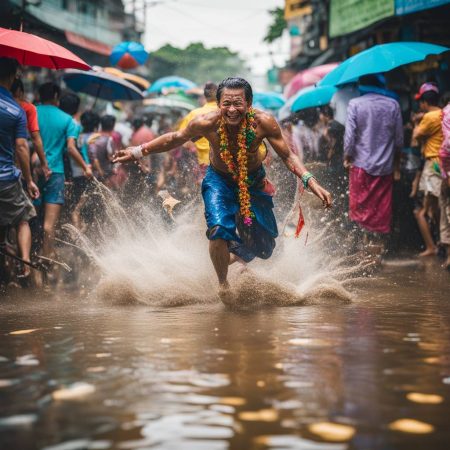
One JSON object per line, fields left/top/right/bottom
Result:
{"left": 65, "top": 178, "right": 373, "bottom": 308}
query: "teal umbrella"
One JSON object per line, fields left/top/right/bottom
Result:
{"left": 318, "top": 42, "right": 449, "bottom": 87}
{"left": 253, "top": 92, "right": 285, "bottom": 110}
{"left": 147, "top": 76, "right": 196, "bottom": 94}
{"left": 291, "top": 85, "right": 337, "bottom": 112}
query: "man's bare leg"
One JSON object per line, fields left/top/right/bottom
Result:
{"left": 209, "top": 238, "right": 230, "bottom": 288}
{"left": 16, "top": 221, "right": 32, "bottom": 277}
{"left": 43, "top": 203, "right": 62, "bottom": 258}
{"left": 414, "top": 202, "right": 436, "bottom": 256}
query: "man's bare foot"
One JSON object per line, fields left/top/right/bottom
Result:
{"left": 17, "top": 262, "right": 31, "bottom": 279}
{"left": 218, "top": 282, "right": 235, "bottom": 306}
{"left": 418, "top": 248, "right": 437, "bottom": 257}
{"left": 443, "top": 258, "right": 450, "bottom": 271}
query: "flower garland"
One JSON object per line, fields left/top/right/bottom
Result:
{"left": 218, "top": 108, "right": 257, "bottom": 226}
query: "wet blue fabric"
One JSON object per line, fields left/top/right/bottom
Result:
{"left": 34, "top": 173, "right": 65, "bottom": 206}
{"left": 202, "top": 165, "right": 278, "bottom": 262}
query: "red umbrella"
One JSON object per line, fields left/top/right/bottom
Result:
{"left": 0, "top": 27, "right": 90, "bottom": 70}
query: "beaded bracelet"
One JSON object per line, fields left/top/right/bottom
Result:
{"left": 301, "top": 171, "right": 315, "bottom": 189}
{"left": 131, "top": 144, "right": 144, "bottom": 160}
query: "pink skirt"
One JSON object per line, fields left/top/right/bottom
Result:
{"left": 349, "top": 166, "right": 393, "bottom": 234}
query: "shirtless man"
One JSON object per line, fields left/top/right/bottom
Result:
{"left": 113, "top": 77, "right": 332, "bottom": 293}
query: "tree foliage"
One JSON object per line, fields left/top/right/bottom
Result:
{"left": 264, "top": 7, "right": 287, "bottom": 43}
{"left": 147, "top": 42, "right": 249, "bottom": 84}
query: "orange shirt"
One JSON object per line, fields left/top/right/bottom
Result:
{"left": 416, "top": 109, "right": 443, "bottom": 159}
{"left": 19, "top": 100, "right": 39, "bottom": 134}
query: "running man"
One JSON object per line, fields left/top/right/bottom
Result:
{"left": 113, "top": 77, "right": 332, "bottom": 294}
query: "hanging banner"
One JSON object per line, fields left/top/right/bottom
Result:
{"left": 329, "top": 0, "right": 394, "bottom": 38}
{"left": 395, "top": 0, "right": 450, "bottom": 15}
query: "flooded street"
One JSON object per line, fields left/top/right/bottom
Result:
{"left": 1, "top": 260, "right": 449, "bottom": 450}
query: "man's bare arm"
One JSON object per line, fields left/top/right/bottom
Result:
{"left": 15, "top": 137, "right": 39, "bottom": 199}
{"left": 113, "top": 116, "right": 212, "bottom": 163}
{"left": 263, "top": 115, "right": 332, "bottom": 208}
{"left": 30, "top": 131, "right": 51, "bottom": 180}
{"left": 67, "top": 138, "right": 93, "bottom": 178}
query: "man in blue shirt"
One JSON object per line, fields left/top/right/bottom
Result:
{"left": 0, "top": 57, "right": 40, "bottom": 279}
{"left": 36, "top": 82, "right": 92, "bottom": 261}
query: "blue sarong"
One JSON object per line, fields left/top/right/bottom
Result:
{"left": 202, "top": 165, "right": 278, "bottom": 263}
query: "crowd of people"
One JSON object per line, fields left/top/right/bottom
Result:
{"left": 1, "top": 54, "right": 449, "bottom": 292}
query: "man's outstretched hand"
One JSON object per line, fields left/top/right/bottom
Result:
{"left": 112, "top": 148, "right": 135, "bottom": 164}
{"left": 308, "top": 178, "right": 332, "bottom": 209}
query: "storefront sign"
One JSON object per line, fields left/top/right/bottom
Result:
{"left": 329, "top": 0, "right": 394, "bottom": 38}
{"left": 395, "top": 0, "right": 450, "bottom": 15}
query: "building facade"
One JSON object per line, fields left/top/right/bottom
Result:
{"left": 0, "top": 0, "right": 142, "bottom": 66}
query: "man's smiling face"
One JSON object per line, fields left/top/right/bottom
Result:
{"left": 218, "top": 88, "right": 249, "bottom": 127}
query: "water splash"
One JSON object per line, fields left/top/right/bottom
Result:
{"left": 65, "top": 177, "right": 370, "bottom": 307}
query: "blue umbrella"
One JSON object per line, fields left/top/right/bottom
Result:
{"left": 253, "top": 92, "right": 285, "bottom": 110}
{"left": 63, "top": 69, "right": 144, "bottom": 101}
{"left": 147, "top": 76, "right": 196, "bottom": 94}
{"left": 291, "top": 85, "right": 337, "bottom": 112}
{"left": 319, "top": 42, "right": 449, "bottom": 87}
{"left": 110, "top": 41, "right": 148, "bottom": 69}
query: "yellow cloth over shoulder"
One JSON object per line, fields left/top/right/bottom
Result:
{"left": 178, "top": 101, "right": 217, "bottom": 165}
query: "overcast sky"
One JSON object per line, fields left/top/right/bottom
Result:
{"left": 129, "top": 0, "right": 290, "bottom": 77}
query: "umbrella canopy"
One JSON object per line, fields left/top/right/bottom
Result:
{"left": 110, "top": 41, "right": 148, "bottom": 70}
{"left": 143, "top": 93, "right": 197, "bottom": 112}
{"left": 0, "top": 26, "right": 90, "bottom": 70}
{"left": 291, "top": 85, "right": 337, "bottom": 112}
{"left": 284, "top": 63, "right": 339, "bottom": 98}
{"left": 63, "top": 69, "right": 144, "bottom": 101}
{"left": 253, "top": 92, "right": 285, "bottom": 111}
{"left": 147, "top": 76, "right": 196, "bottom": 94}
{"left": 103, "top": 67, "right": 150, "bottom": 90}
{"left": 319, "top": 42, "right": 449, "bottom": 87}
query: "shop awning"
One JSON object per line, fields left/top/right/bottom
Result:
{"left": 65, "top": 31, "right": 112, "bottom": 56}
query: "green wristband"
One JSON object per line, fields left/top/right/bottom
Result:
{"left": 301, "top": 172, "right": 315, "bottom": 189}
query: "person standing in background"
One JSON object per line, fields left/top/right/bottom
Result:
{"left": 10, "top": 78, "right": 51, "bottom": 181}
{"left": 412, "top": 83, "right": 443, "bottom": 257}
{"left": 178, "top": 82, "right": 218, "bottom": 179}
{"left": 0, "top": 57, "right": 40, "bottom": 279}
{"left": 36, "top": 82, "right": 92, "bottom": 263}
{"left": 439, "top": 94, "right": 450, "bottom": 269}
{"left": 344, "top": 75, "right": 403, "bottom": 251}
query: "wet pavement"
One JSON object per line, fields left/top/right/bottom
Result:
{"left": 0, "top": 259, "right": 449, "bottom": 450}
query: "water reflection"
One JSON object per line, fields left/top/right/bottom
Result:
{"left": 0, "top": 262, "right": 449, "bottom": 449}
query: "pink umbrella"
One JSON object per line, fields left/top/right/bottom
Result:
{"left": 284, "top": 63, "right": 339, "bottom": 99}
{"left": 0, "top": 27, "right": 90, "bottom": 70}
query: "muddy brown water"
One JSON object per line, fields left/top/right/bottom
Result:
{"left": 0, "top": 259, "right": 449, "bottom": 450}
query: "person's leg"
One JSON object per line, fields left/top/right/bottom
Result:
{"left": 16, "top": 221, "right": 32, "bottom": 276}
{"left": 209, "top": 238, "right": 230, "bottom": 288}
{"left": 42, "top": 203, "right": 62, "bottom": 258}
{"left": 415, "top": 195, "right": 437, "bottom": 256}
{"left": 439, "top": 184, "right": 450, "bottom": 269}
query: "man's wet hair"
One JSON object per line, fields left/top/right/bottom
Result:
{"left": 11, "top": 78, "right": 24, "bottom": 95}
{"left": 359, "top": 74, "right": 385, "bottom": 88}
{"left": 39, "top": 82, "right": 61, "bottom": 103}
{"left": 216, "top": 77, "right": 253, "bottom": 103}
{"left": 204, "top": 82, "right": 217, "bottom": 101}
{"left": 80, "top": 111, "right": 100, "bottom": 133}
{"left": 101, "top": 114, "right": 116, "bottom": 132}
{"left": 59, "top": 92, "right": 81, "bottom": 116}
{"left": 0, "top": 57, "right": 19, "bottom": 81}
{"left": 420, "top": 90, "right": 439, "bottom": 106}
{"left": 319, "top": 105, "right": 334, "bottom": 119}
{"left": 132, "top": 117, "right": 144, "bottom": 130}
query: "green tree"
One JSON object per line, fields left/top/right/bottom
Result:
{"left": 147, "top": 43, "right": 249, "bottom": 84}
{"left": 264, "top": 7, "right": 287, "bottom": 43}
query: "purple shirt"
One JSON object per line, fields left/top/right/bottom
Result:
{"left": 344, "top": 93, "right": 403, "bottom": 176}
